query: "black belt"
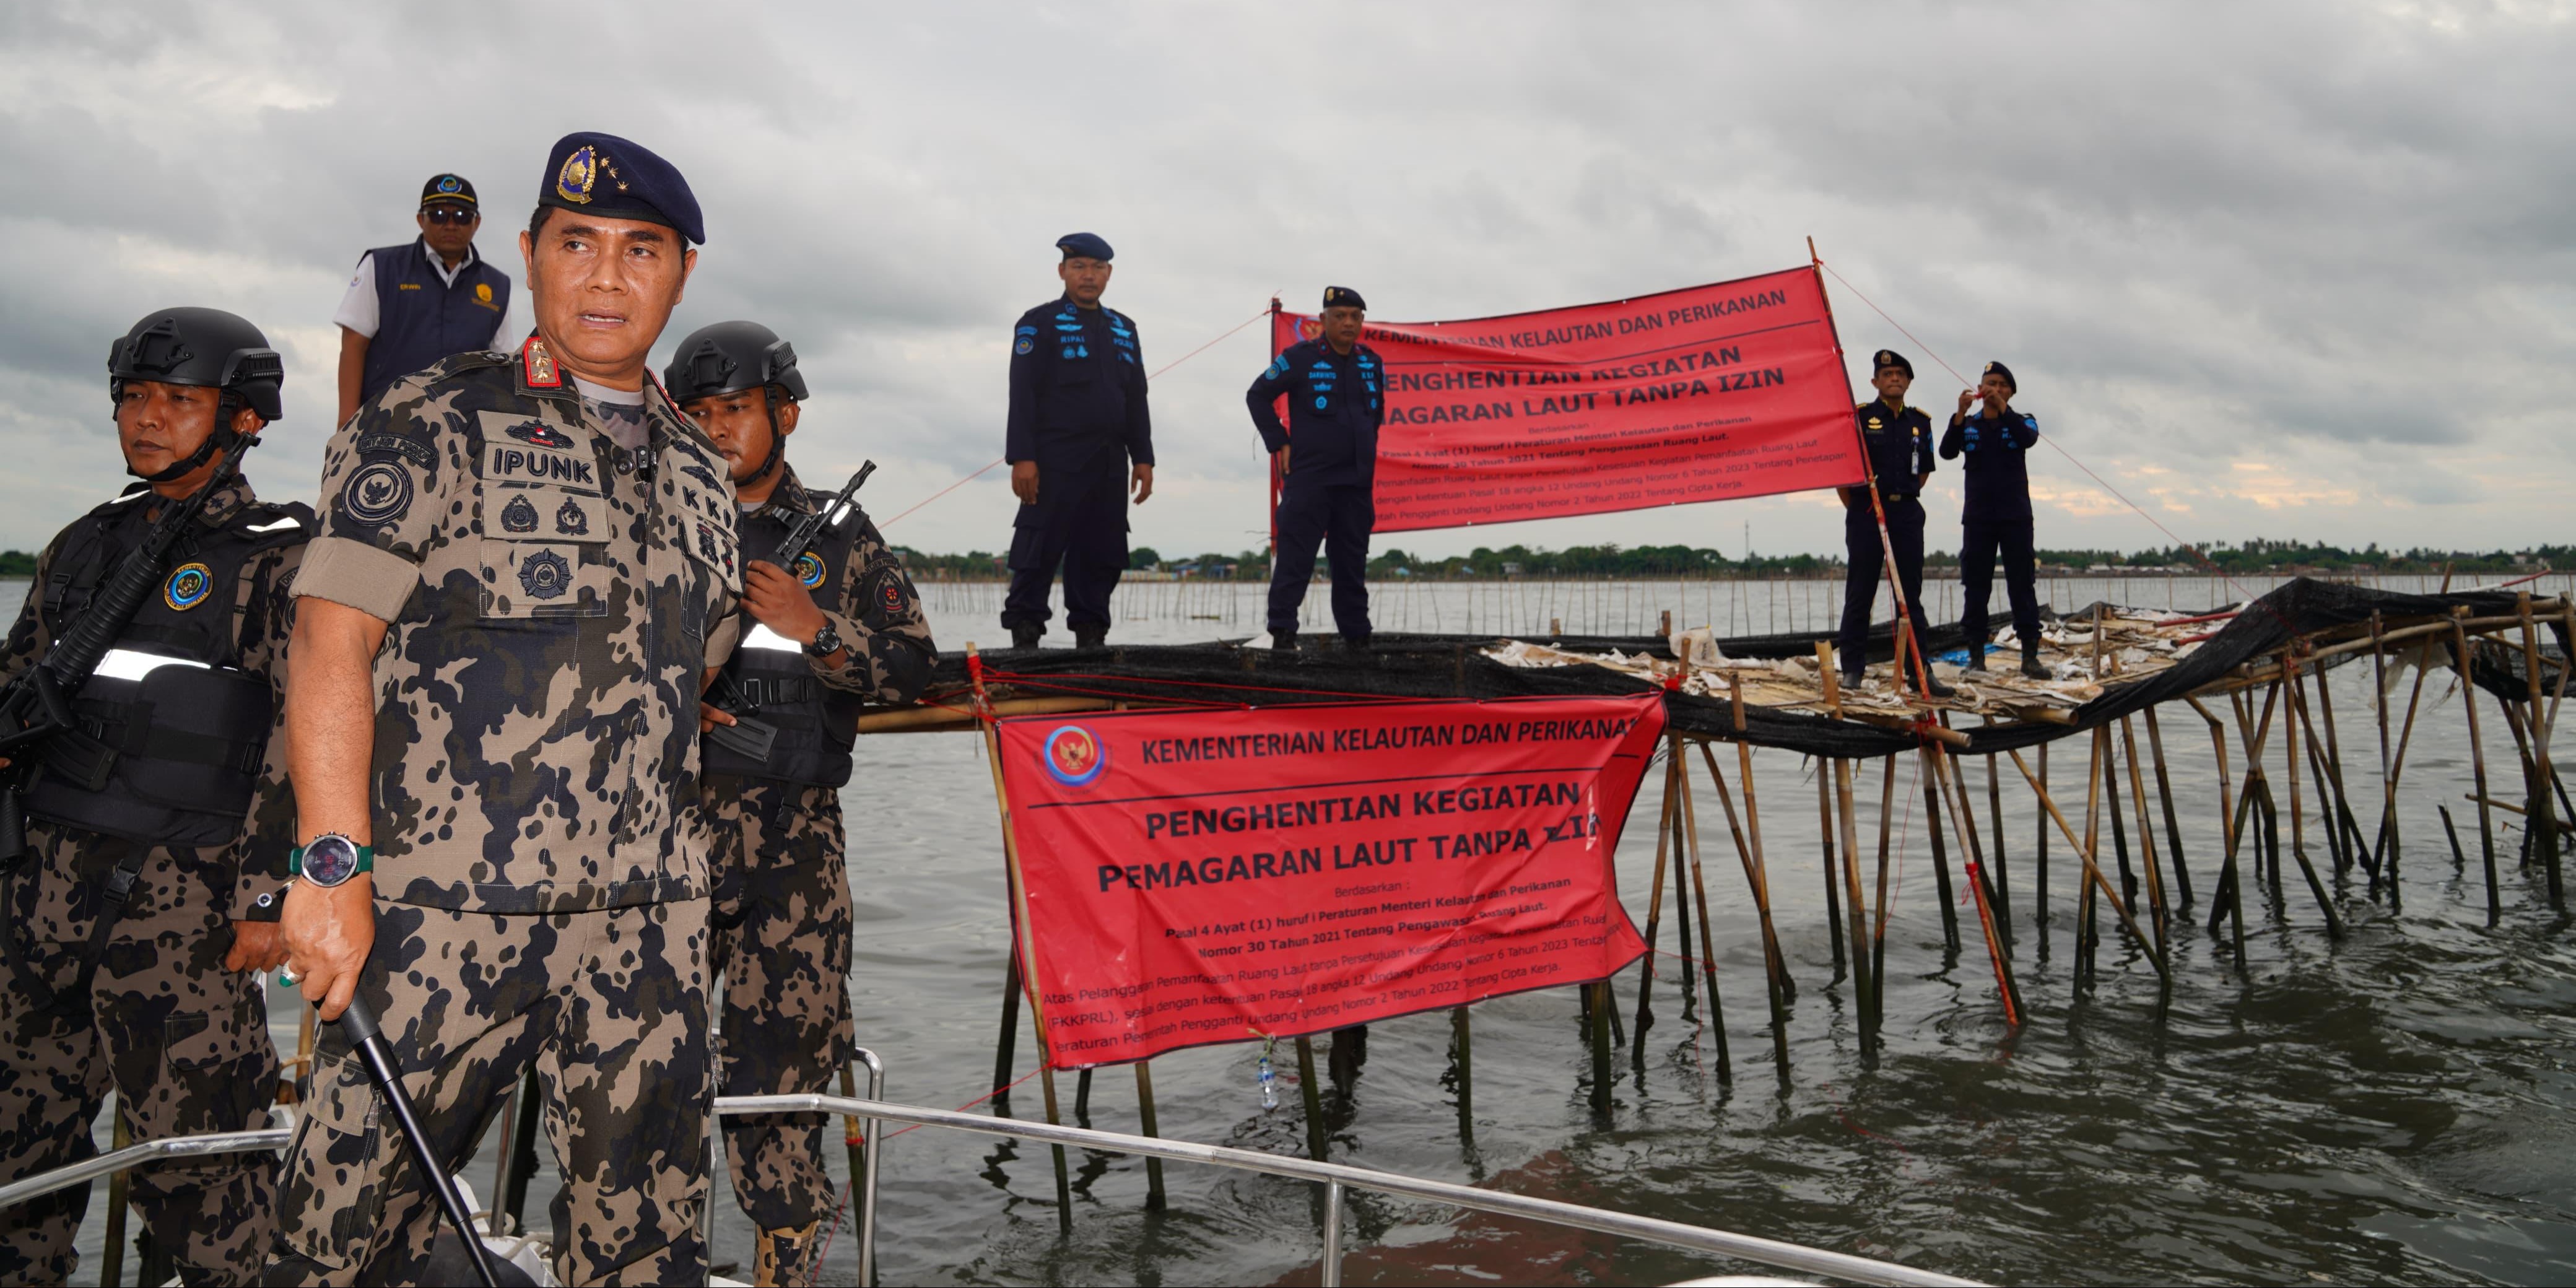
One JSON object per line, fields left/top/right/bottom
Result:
{"left": 1876, "top": 492, "right": 1918, "bottom": 504}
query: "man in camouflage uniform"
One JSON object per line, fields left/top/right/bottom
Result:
{"left": 269, "top": 133, "right": 738, "bottom": 1286}
{"left": 0, "top": 307, "right": 304, "bottom": 1286}
{"left": 664, "top": 320, "right": 936, "bottom": 1287}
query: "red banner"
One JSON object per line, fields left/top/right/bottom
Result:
{"left": 998, "top": 695, "right": 1665, "bottom": 1068}
{"left": 1270, "top": 266, "right": 1865, "bottom": 533}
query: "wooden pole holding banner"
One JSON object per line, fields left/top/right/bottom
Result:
{"left": 1632, "top": 745, "right": 1682, "bottom": 1060}
{"left": 1673, "top": 744, "right": 1731, "bottom": 1084}
{"left": 966, "top": 644, "right": 1074, "bottom": 1233}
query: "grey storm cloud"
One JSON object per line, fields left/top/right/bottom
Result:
{"left": 1, "top": 0, "right": 2567, "bottom": 560}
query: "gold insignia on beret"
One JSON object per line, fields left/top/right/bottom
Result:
{"left": 1982, "top": 362, "right": 1998, "bottom": 375}
{"left": 555, "top": 146, "right": 597, "bottom": 204}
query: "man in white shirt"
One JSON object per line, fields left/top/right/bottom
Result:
{"left": 331, "top": 173, "right": 531, "bottom": 423}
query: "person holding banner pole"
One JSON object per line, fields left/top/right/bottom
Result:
{"left": 1835, "top": 349, "right": 1950, "bottom": 697}
{"left": 1248, "top": 287, "right": 1384, "bottom": 653}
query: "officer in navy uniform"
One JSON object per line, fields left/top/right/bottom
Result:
{"left": 1247, "top": 287, "right": 1385, "bottom": 651}
{"left": 332, "top": 173, "right": 524, "bottom": 423}
{"left": 1834, "top": 349, "right": 1949, "bottom": 696}
{"left": 1001, "top": 232, "right": 1154, "bottom": 651}
{"left": 665, "top": 320, "right": 935, "bottom": 1288}
{"left": 0, "top": 307, "right": 307, "bottom": 1284}
{"left": 1940, "top": 360, "right": 2048, "bottom": 679}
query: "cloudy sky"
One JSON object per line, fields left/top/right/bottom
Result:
{"left": 2, "top": 1, "right": 2567, "bottom": 563}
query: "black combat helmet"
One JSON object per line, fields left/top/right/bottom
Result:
{"left": 108, "top": 307, "right": 285, "bottom": 422}
{"left": 663, "top": 320, "right": 807, "bottom": 404}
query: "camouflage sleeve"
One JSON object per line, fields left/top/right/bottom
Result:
{"left": 295, "top": 382, "right": 464, "bottom": 621}
{"left": 814, "top": 516, "right": 936, "bottom": 703}
{"left": 227, "top": 539, "right": 303, "bottom": 921}
{"left": 0, "top": 537, "right": 57, "bottom": 689}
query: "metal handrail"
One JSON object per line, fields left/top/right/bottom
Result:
{"left": 0, "top": 1094, "right": 1979, "bottom": 1287}
{"left": 728, "top": 1092, "right": 1982, "bottom": 1287}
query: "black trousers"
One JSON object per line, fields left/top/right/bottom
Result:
{"left": 1959, "top": 519, "right": 2043, "bottom": 657}
{"left": 1002, "top": 462, "right": 1127, "bottom": 632}
{"left": 1268, "top": 482, "right": 1373, "bottom": 639}
{"left": 1836, "top": 497, "right": 1924, "bottom": 674}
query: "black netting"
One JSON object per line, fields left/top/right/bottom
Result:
{"left": 914, "top": 578, "right": 2566, "bottom": 760}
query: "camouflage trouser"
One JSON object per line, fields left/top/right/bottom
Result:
{"left": 706, "top": 776, "right": 855, "bottom": 1234}
{"left": 263, "top": 897, "right": 710, "bottom": 1287}
{"left": 0, "top": 822, "right": 277, "bottom": 1287}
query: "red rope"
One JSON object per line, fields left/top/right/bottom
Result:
{"left": 879, "top": 458, "right": 1004, "bottom": 530}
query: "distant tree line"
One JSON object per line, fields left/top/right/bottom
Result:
{"left": 871, "top": 538, "right": 2574, "bottom": 582}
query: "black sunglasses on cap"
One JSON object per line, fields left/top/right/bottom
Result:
{"left": 422, "top": 206, "right": 477, "bottom": 225}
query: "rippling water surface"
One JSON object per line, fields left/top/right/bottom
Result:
{"left": 29, "top": 574, "right": 2576, "bottom": 1286}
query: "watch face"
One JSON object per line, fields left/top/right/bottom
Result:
{"left": 303, "top": 835, "right": 362, "bottom": 886}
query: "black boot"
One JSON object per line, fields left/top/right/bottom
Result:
{"left": 1271, "top": 628, "right": 1299, "bottom": 653}
{"left": 1073, "top": 625, "right": 1107, "bottom": 650}
{"left": 1343, "top": 634, "right": 1373, "bottom": 654}
{"left": 1009, "top": 622, "right": 1042, "bottom": 650}
{"left": 1917, "top": 671, "right": 1956, "bottom": 699}
{"left": 2021, "top": 653, "right": 2050, "bottom": 681}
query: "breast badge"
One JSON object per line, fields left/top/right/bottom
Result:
{"left": 795, "top": 552, "right": 827, "bottom": 589}
{"left": 500, "top": 494, "right": 540, "bottom": 533}
{"left": 554, "top": 497, "right": 590, "bottom": 536}
{"left": 518, "top": 549, "right": 572, "bottom": 600}
{"left": 163, "top": 562, "right": 213, "bottom": 612}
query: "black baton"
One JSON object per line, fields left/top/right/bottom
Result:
{"left": 332, "top": 994, "right": 504, "bottom": 1288}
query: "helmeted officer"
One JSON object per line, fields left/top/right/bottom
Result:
{"left": 0, "top": 307, "right": 307, "bottom": 1285}
{"left": 272, "top": 132, "right": 739, "bottom": 1286}
{"left": 1834, "top": 350, "right": 1947, "bottom": 695}
{"left": 666, "top": 321, "right": 935, "bottom": 1288}
{"left": 1001, "top": 232, "right": 1154, "bottom": 651}
{"left": 1247, "top": 287, "right": 1385, "bottom": 651}
{"left": 1941, "top": 360, "right": 2048, "bottom": 679}
{"left": 332, "top": 172, "right": 528, "bottom": 423}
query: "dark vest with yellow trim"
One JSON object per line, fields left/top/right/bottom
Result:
{"left": 702, "top": 493, "right": 866, "bottom": 788}
{"left": 26, "top": 487, "right": 312, "bottom": 845}
{"left": 359, "top": 238, "right": 514, "bottom": 406}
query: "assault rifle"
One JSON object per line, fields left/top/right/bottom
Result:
{"left": 704, "top": 461, "right": 877, "bottom": 765}
{"left": 0, "top": 437, "right": 258, "bottom": 868}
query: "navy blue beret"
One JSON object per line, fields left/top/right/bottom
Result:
{"left": 1871, "top": 349, "right": 1912, "bottom": 378}
{"left": 1322, "top": 285, "right": 1367, "bottom": 311}
{"left": 1055, "top": 232, "right": 1113, "bottom": 262}
{"left": 538, "top": 132, "right": 703, "bottom": 245}
{"left": 1982, "top": 360, "right": 2016, "bottom": 392}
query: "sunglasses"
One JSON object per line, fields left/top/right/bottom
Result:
{"left": 422, "top": 206, "right": 477, "bottom": 225}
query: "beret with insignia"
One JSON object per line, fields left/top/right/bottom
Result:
{"left": 1871, "top": 349, "right": 1913, "bottom": 378}
{"left": 1982, "top": 360, "right": 2016, "bottom": 393}
{"left": 539, "top": 131, "right": 704, "bottom": 245}
{"left": 420, "top": 173, "right": 476, "bottom": 209}
{"left": 1055, "top": 232, "right": 1113, "bottom": 262}
{"left": 1322, "top": 285, "right": 1367, "bottom": 311}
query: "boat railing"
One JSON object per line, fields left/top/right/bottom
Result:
{"left": 0, "top": 1081, "right": 1978, "bottom": 1288}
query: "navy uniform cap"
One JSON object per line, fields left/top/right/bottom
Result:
{"left": 1055, "top": 232, "right": 1113, "bottom": 262}
{"left": 538, "top": 132, "right": 705, "bottom": 245}
{"left": 1322, "top": 285, "right": 1367, "bottom": 311}
{"left": 1871, "top": 349, "right": 1912, "bottom": 378}
{"left": 420, "top": 173, "right": 477, "bottom": 209}
{"left": 1981, "top": 360, "right": 2016, "bottom": 392}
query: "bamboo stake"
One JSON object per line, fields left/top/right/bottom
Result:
{"left": 2036, "top": 741, "right": 2050, "bottom": 926}
{"left": 2313, "top": 661, "right": 2372, "bottom": 874}
{"left": 1985, "top": 748, "right": 2014, "bottom": 925}
{"left": 1729, "top": 675, "right": 1794, "bottom": 1003}
{"left": 1295, "top": 1037, "right": 1328, "bottom": 1159}
{"left": 1871, "top": 756, "right": 1900, "bottom": 1045}
{"left": 1451, "top": 1007, "right": 1473, "bottom": 1129}
{"left": 2079, "top": 729, "right": 2105, "bottom": 986}
{"left": 2198, "top": 707, "right": 2249, "bottom": 972}
{"left": 2289, "top": 669, "right": 2354, "bottom": 877}
{"left": 1930, "top": 744, "right": 2024, "bottom": 1023}
{"left": 1134, "top": 1062, "right": 1167, "bottom": 1210}
{"left": 2143, "top": 708, "right": 2191, "bottom": 907}
{"left": 2374, "top": 629, "right": 2439, "bottom": 887}
{"left": 1917, "top": 753, "right": 1961, "bottom": 955}
{"left": 2261, "top": 663, "right": 2343, "bottom": 934}
{"left": 1589, "top": 979, "right": 1614, "bottom": 1113}
{"left": 1676, "top": 746, "right": 1731, "bottom": 1084}
{"left": 1834, "top": 755, "right": 1874, "bottom": 1036}
{"left": 1697, "top": 741, "right": 1789, "bottom": 1069}
{"left": 1672, "top": 803, "right": 1696, "bottom": 1013}
{"left": 966, "top": 644, "right": 1073, "bottom": 1231}
{"left": 2369, "top": 614, "right": 2398, "bottom": 900}
{"left": 2004, "top": 747, "right": 2169, "bottom": 981}
{"left": 2455, "top": 616, "right": 2500, "bottom": 923}
{"left": 1632, "top": 746, "right": 1681, "bottom": 1058}
{"left": 1817, "top": 765, "right": 1845, "bottom": 983}
{"left": 2280, "top": 659, "right": 2307, "bottom": 900}
{"left": 2104, "top": 731, "right": 2137, "bottom": 907}
{"left": 2120, "top": 716, "right": 2171, "bottom": 960}
{"left": 1946, "top": 738, "right": 2006, "bottom": 953}
{"left": 2521, "top": 594, "right": 2563, "bottom": 909}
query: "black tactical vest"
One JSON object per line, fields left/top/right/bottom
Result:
{"left": 702, "top": 502, "right": 866, "bottom": 788}
{"left": 25, "top": 488, "right": 312, "bottom": 846}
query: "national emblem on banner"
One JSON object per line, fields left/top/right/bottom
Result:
{"left": 1043, "top": 724, "right": 1107, "bottom": 788}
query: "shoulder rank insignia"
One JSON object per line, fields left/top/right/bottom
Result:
{"left": 521, "top": 337, "right": 562, "bottom": 388}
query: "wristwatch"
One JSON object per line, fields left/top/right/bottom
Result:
{"left": 804, "top": 620, "right": 845, "bottom": 658}
{"left": 289, "top": 833, "right": 373, "bottom": 888}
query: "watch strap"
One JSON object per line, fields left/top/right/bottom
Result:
{"left": 288, "top": 842, "right": 375, "bottom": 877}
